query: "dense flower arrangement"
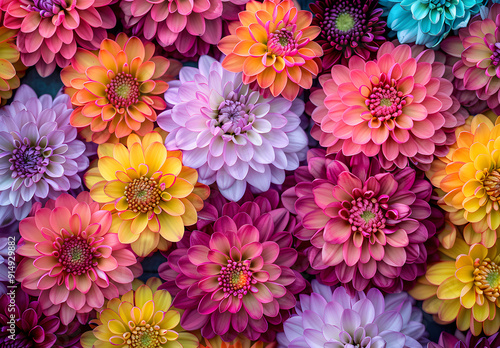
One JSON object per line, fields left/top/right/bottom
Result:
{"left": 2, "top": 0, "right": 500, "bottom": 346}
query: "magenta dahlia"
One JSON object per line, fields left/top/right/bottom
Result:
{"left": 282, "top": 149, "right": 440, "bottom": 293}
{"left": 310, "top": 41, "right": 467, "bottom": 170}
{"left": 159, "top": 190, "right": 306, "bottom": 342}
{"left": 3, "top": 0, "right": 116, "bottom": 77}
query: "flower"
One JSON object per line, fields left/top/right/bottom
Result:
{"left": 282, "top": 149, "right": 439, "bottom": 293}
{"left": 218, "top": 0, "right": 323, "bottom": 101}
{"left": 277, "top": 280, "right": 426, "bottom": 348}
{"left": 427, "top": 113, "right": 500, "bottom": 248}
{"left": 84, "top": 131, "right": 210, "bottom": 257}
{"left": 309, "top": 41, "right": 467, "bottom": 170}
{"left": 0, "top": 288, "right": 86, "bottom": 348}
{"left": 309, "top": 0, "right": 386, "bottom": 69}
{"left": 61, "top": 33, "right": 179, "bottom": 144}
{"left": 80, "top": 277, "right": 199, "bottom": 348}
{"left": 201, "top": 337, "right": 278, "bottom": 348}
{"left": 409, "top": 234, "right": 500, "bottom": 336}
{"left": 159, "top": 190, "right": 306, "bottom": 342}
{"left": 15, "top": 192, "right": 140, "bottom": 325}
{"left": 381, "top": 0, "right": 483, "bottom": 48}
{"left": 157, "top": 55, "right": 308, "bottom": 202}
{"left": 0, "top": 27, "right": 26, "bottom": 105}
{"left": 441, "top": 5, "right": 500, "bottom": 114}
{"left": 0, "top": 237, "right": 9, "bottom": 296}
{"left": 0, "top": 85, "right": 89, "bottom": 226}
{"left": 3, "top": 0, "right": 116, "bottom": 77}
{"left": 429, "top": 331, "right": 500, "bottom": 348}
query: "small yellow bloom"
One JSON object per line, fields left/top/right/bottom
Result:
{"left": 84, "top": 131, "right": 210, "bottom": 257}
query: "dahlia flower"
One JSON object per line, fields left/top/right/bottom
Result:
{"left": 218, "top": 0, "right": 323, "bottom": 101}
{"left": 277, "top": 280, "right": 426, "bottom": 348}
{"left": 428, "top": 113, "right": 500, "bottom": 248}
{"left": 0, "top": 237, "right": 9, "bottom": 296}
{"left": 61, "top": 33, "right": 179, "bottom": 144}
{"left": 310, "top": 0, "right": 386, "bottom": 69}
{"left": 159, "top": 190, "right": 306, "bottom": 342}
{"left": 84, "top": 131, "right": 210, "bottom": 257}
{"left": 282, "top": 149, "right": 439, "bottom": 293}
{"left": 201, "top": 337, "right": 278, "bottom": 348}
{"left": 157, "top": 55, "right": 308, "bottom": 202}
{"left": 441, "top": 5, "right": 500, "bottom": 114}
{"left": 15, "top": 192, "right": 141, "bottom": 325}
{"left": 409, "top": 234, "right": 500, "bottom": 336}
{"left": 0, "top": 85, "right": 89, "bottom": 226}
{"left": 310, "top": 41, "right": 467, "bottom": 170}
{"left": 429, "top": 332, "right": 500, "bottom": 348}
{"left": 3, "top": 0, "right": 116, "bottom": 77}
{"left": 381, "top": 0, "right": 483, "bottom": 48}
{"left": 0, "top": 27, "right": 25, "bottom": 105}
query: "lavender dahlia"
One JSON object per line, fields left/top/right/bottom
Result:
{"left": 157, "top": 55, "right": 308, "bottom": 202}
{"left": 0, "top": 85, "right": 88, "bottom": 225}
{"left": 277, "top": 280, "right": 426, "bottom": 348}
{"left": 159, "top": 190, "right": 306, "bottom": 342}
{"left": 282, "top": 149, "right": 439, "bottom": 293}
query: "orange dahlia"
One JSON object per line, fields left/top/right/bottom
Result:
{"left": 218, "top": 0, "right": 322, "bottom": 101}
{"left": 61, "top": 33, "right": 180, "bottom": 144}
{"left": 0, "top": 26, "right": 25, "bottom": 105}
{"left": 84, "top": 131, "right": 210, "bottom": 257}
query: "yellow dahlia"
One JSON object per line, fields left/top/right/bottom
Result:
{"left": 84, "top": 131, "right": 210, "bottom": 257}
{"left": 80, "top": 277, "right": 199, "bottom": 348}
{"left": 409, "top": 234, "right": 500, "bottom": 336}
{"left": 428, "top": 112, "right": 500, "bottom": 248}
{"left": 0, "top": 26, "right": 25, "bottom": 105}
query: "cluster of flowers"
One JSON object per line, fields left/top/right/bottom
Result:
{"left": 2, "top": 0, "right": 500, "bottom": 346}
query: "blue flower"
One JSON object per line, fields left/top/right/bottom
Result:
{"left": 381, "top": 0, "right": 484, "bottom": 47}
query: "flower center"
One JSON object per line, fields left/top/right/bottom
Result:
{"left": 106, "top": 72, "right": 140, "bottom": 109}
{"left": 268, "top": 28, "right": 298, "bottom": 56}
{"left": 490, "top": 43, "right": 500, "bottom": 67}
{"left": 219, "top": 259, "right": 255, "bottom": 298}
{"left": 126, "top": 324, "right": 162, "bottom": 348}
{"left": 336, "top": 13, "right": 355, "bottom": 32}
{"left": 366, "top": 74, "right": 407, "bottom": 121}
{"left": 347, "top": 198, "right": 386, "bottom": 236}
{"left": 124, "top": 176, "right": 162, "bottom": 214}
{"left": 214, "top": 92, "right": 255, "bottom": 135}
{"left": 474, "top": 257, "right": 500, "bottom": 303}
{"left": 29, "top": 0, "right": 62, "bottom": 17}
{"left": 10, "top": 144, "right": 48, "bottom": 179}
{"left": 428, "top": 0, "right": 451, "bottom": 10}
{"left": 322, "top": 4, "right": 366, "bottom": 45}
{"left": 58, "top": 237, "right": 95, "bottom": 275}
{"left": 484, "top": 170, "right": 500, "bottom": 201}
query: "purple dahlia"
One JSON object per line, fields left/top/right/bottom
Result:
{"left": 429, "top": 332, "right": 500, "bottom": 348}
{"left": 0, "top": 85, "right": 89, "bottom": 226}
{"left": 282, "top": 149, "right": 440, "bottom": 293}
{"left": 310, "top": 0, "right": 386, "bottom": 69}
{"left": 277, "top": 280, "right": 427, "bottom": 348}
{"left": 159, "top": 190, "right": 306, "bottom": 342}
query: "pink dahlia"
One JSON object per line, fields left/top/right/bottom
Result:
{"left": 282, "top": 149, "right": 440, "bottom": 293}
{"left": 310, "top": 41, "right": 467, "bottom": 170}
{"left": 159, "top": 190, "right": 306, "bottom": 342}
{"left": 16, "top": 192, "right": 141, "bottom": 325}
{"left": 3, "top": 0, "right": 116, "bottom": 77}
{"left": 441, "top": 5, "right": 500, "bottom": 114}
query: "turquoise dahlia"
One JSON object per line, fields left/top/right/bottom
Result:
{"left": 381, "top": 0, "right": 484, "bottom": 47}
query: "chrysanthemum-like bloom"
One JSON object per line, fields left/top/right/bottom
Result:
{"left": 80, "top": 278, "right": 198, "bottom": 348}
{"left": 0, "top": 289, "right": 85, "bottom": 348}
{"left": 201, "top": 337, "right": 278, "bottom": 348}
{"left": 427, "top": 113, "right": 500, "bottom": 248}
{"left": 159, "top": 190, "right": 306, "bottom": 342}
{"left": 0, "top": 27, "right": 26, "bottom": 105}
{"left": 429, "top": 332, "right": 500, "bottom": 348}
{"left": 381, "top": 0, "right": 483, "bottom": 48}
{"left": 0, "top": 85, "right": 88, "bottom": 226}
{"left": 310, "top": 41, "right": 468, "bottom": 170}
{"left": 410, "top": 233, "right": 500, "bottom": 336}
{"left": 309, "top": 0, "right": 386, "bottom": 69}
{"left": 277, "top": 280, "right": 426, "bottom": 348}
{"left": 218, "top": 0, "right": 323, "bottom": 101}
{"left": 61, "top": 33, "right": 179, "bottom": 144}
{"left": 282, "top": 149, "right": 438, "bottom": 293}
{"left": 15, "top": 192, "right": 141, "bottom": 325}
{"left": 441, "top": 5, "right": 500, "bottom": 114}
{"left": 84, "top": 131, "right": 210, "bottom": 257}
{"left": 3, "top": 0, "right": 116, "bottom": 77}
{"left": 157, "top": 56, "right": 308, "bottom": 202}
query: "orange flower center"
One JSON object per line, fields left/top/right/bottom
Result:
{"left": 124, "top": 176, "right": 162, "bottom": 213}
{"left": 474, "top": 257, "right": 500, "bottom": 303}
{"left": 219, "top": 260, "right": 254, "bottom": 298}
{"left": 268, "top": 28, "right": 298, "bottom": 56}
{"left": 484, "top": 170, "right": 500, "bottom": 201}
{"left": 106, "top": 72, "right": 140, "bottom": 108}
{"left": 124, "top": 323, "right": 162, "bottom": 348}
{"left": 58, "top": 237, "right": 95, "bottom": 275}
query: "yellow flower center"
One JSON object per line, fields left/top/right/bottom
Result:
{"left": 484, "top": 170, "right": 500, "bottom": 201}
{"left": 106, "top": 72, "right": 140, "bottom": 108}
{"left": 474, "top": 257, "right": 500, "bottom": 303}
{"left": 125, "top": 176, "right": 162, "bottom": 213}
{"left": 125, "top": 323, "right": 162, "bottom": 348}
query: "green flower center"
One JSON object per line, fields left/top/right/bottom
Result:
{"left": 336, "top": 13, "right": 355, "bottom": 32}
{"left": 106, "top": 72, "right": 140, "bottom": 108}
{"left": 128, "top": 325, "right": 161, "bottom": 348}
{"left": 360, "top": 210, "right": 376, "bottom": 223}
{"left": 474, "top": 257, "right": 500, "bottom": 303}
{"left": 380, "top": 98, "right": 392, "bottom": 107}
{"left": 58, "top": 237, "right": 95, "bottom": 275}
{"left": 124, "top": 176, "right": 162, "bottom": 214}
